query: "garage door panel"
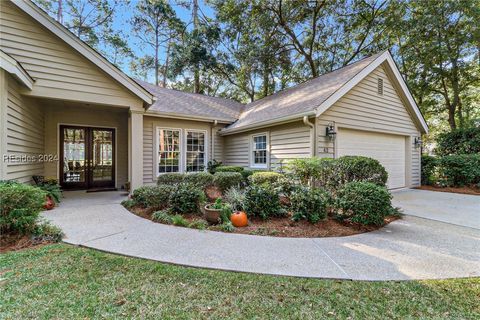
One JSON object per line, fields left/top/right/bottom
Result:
{"left": 337, "top": 129, "right": 406, "bottom": 189}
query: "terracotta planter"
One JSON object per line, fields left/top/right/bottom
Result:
{"left": 44, "top": 196, "right": 55, "bottom": 210}
{"left": 203, "top": 204, "right": 222, "bottom": 224}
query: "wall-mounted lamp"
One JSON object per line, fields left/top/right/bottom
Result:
{"left": 414, "top": 136, "right": 422, "bottom": 148}
{"left": 326, "top": 123, "right": 337, "bottom": 140}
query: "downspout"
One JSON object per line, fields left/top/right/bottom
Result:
{"left": 303, "top": 116, "right": 316, "bottom": 157}
{"left": 211, "top": 120, "right": 218, "bottom": 162}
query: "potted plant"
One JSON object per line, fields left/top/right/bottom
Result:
{"left": 204, "top": 198, "right": 233, "bottom": 225}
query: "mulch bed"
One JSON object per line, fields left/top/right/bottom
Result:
{"left": 417, "top": 185, "right": 480, "bottom": 196}
{"left": 129, "top": 206, "right": 399, "bottom": 238}
{"left": 0, "top": 233, "right": 53, "bottom": 253}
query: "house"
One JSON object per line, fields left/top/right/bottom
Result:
{"left": 0, "top": 0, "right": 428, "bottom": 192}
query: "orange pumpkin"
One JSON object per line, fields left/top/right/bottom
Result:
{"left": 230, "top": 211, "right": 248, "bottom": 227}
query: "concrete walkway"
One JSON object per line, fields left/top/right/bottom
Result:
{"left": 42, "top": 190, "right": 480, "bottom": 281}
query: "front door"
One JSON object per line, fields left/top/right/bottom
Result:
{"left": 60, "top": 126, "right": 115, "bottom": 190}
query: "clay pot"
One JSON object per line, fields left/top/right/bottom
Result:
{"left": 230, "top": 211, "right": 248, "bottom": 227}
{"left": 203, "top": 204, "right": 221, "bottom": 224}
{"left": 44, "top": 196, "right": 55, "bottom": 210}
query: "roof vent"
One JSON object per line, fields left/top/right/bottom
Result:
{"left": 377, "top": 78, "right": 384, "bottom": 95}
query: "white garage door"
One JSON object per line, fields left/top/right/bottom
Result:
{"left": 337, "top": 129, "right": 406, "bottom": 189}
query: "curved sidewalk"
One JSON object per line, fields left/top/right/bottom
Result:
{"left": 42, "top": 190, "right": 480, "bottom": 281}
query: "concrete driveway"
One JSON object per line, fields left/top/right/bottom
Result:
{"left": 392, "top": 189, "right": 480, "bottom": 230}
{"left": 42, "top": 189, "right": 480, "bottom": 281}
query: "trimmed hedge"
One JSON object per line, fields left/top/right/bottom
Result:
{"left": 332, "top": 156, "right": 388, "bottom": 188}
{"left": 183, "top": 172, "right": 214, "bottom": 188}
{"left": 290, "top": 186, "right": 329, "bottom": 223}
{"left": 243, "top": 185, "right": 282, "bottom": 220}
{"left": 437, "top": 154, "right": 480, "bottom": 186}
{"left": 213, "top": 172, "right": 243, "bottom": 191}
{"left": 131, "top": 185, "right": 174, "bottom": 208}
{"left": 215, "top": 166, "right": 244, "bottom": 173}
{"left": 436, "top": 127, "right": 480, "bottom": 156}
{"left": 248, "top": 171, "right": 283, "bottom": 185}
{"left": 335, "top": 182, "right": 392, "bottom": 226}
{"left": 0, "top": 181, "right": 46, "bottom": 234}
{"left": 421, "top": 155, "right": 438, "bottom": 185}
{"left": 157, "top": 173, "right": 185, "bottom": 185}
{"left": 168, "top": 183, "right": 206, "bottom": 214}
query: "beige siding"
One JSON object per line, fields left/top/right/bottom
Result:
{"left": 317, "top": 64, "right": 421, "bottom": 186}
{"left": 0, "top": 1, "right": 141, "bottom": 107}
{"left": 223, "top": 121, "right": 312, "bottom": 171}
{"left": 143, "top": 116, "right": 219, "bottom": 184}
{"left": 43, "top": 104, "right": 129, "bottom": 188}
{"left": 4, "top": 74, "right": 45, "bottom": 183}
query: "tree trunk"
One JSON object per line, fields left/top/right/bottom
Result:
{"left": 448, "top": 104, "right": 457, "bottom": 130}
{"left": 193, "top": 0, "right": 200, "bottom": 93}
{"left": 262, "top": 61, "right": 269, "bottom": 97}
{"left": 162, "top": 40, "right": 171, "bottom": 88}
{"left": 155, "top": 30, "right": 159, "bottom": 86}
{"left": 57, "top": 0, "right": 63, "bottom": 23}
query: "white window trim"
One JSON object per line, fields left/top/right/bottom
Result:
{"left": 249, "top": 132, "right": 269, "bottom": 169}
{"left": 155, "top": 127, "right": 183, "bottom": 176}
{"left": 184, "top": 129, "right": 209, "bottom": 172}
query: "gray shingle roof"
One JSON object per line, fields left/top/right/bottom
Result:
{"left": 137, "top": 80, "right": 244, "bottom": 122}
{"left": 136, "top": 52, "right": 383, "bottom": 129}
{"left": 226, "top": 52, "right": 383, "bottom": 130}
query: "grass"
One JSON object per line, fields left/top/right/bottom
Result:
{"left": 1, "top": 244, "right": 479, "bottom": 319}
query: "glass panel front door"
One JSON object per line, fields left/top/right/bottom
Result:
{"left": 60, "top": 126, "right": 115, "bottom": 189}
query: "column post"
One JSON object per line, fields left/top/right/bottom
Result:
{"left": 128, "top": 109, "right": 144, "bottom": 191}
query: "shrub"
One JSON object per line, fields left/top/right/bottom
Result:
{"left": 215, "top": 166, "right": 244, "bottom": 173}
{"left": 243, "top": 185, "right": 282, "bottom": 220}
{"left": 272, "top": 175, "right": 298, "bottom": 196}
{"left": 437, "top": 154, "right": 480, "bottom": 186}
{"left": 0, "top": 181, "right": 46, "bottom": 234}
{"left": 290, "top": 187, "right": 329, "bottom": 223}
{"left": 37, "top": 183, "right": 62, "bottom": 203}
{"left": 152, "top": 209, "right": 173, "bottom": 224}
{"left": 241, "top": 169, "right": 255, "bottom": 181}
{"left": 121, "top": 199, "right": 136, "bottom": 209}
{"left": 332, "top": 156, "right": 388, "bottom": 189}
{"left": 248, "top": 171, "right": 283, "bottom": 185}
{"left": 223, "top": 187, "right": 246, "bottom": 211}
{"left": 157, "top": 173, "right": 185, "bottom": 185}
{"left": 219, "top": 221, "right": 235, "bottom": 232}
{"left": 171, "top": 214, "right": 189, "bottom": 227}
{"left": 335, "top": 182, "right": 392, "bottom": 226}
{"left": 421, "top": 155, "right": 438, "bottom": 185}
{"left": 436, "top": 127, "right": 480, "bottom": 156}
{"left": 213, "top": 172, "right": 243, "bottom": 191}
{"left": 287, "top": 157, "right": 332, "bottom": 185}
{"left": 131, "top": 185, "right": 173, "bottom": 208}
{"left": 169, "top": 183, "right": 206, "bottom": 214}
{"left": 32, "top": 221, "right": 64, "bottom": 243}
{"left": 207, "top": 159, "right": 222, "bottom": 174}
{"left": 188, "top": 220, "right": 208, "bottom": 230}
{"left": 183, "top": 172, "right": 214, "bottom": 188}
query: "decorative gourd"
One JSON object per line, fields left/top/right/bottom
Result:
{"left": 230, "top": 211, "right": 248, "bottom": 227}
{"left": 44, "top": 196, "right": 55, "bottom": 210}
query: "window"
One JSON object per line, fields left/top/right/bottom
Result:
{"left": 158, "top": 128, "right": 181, "bottom": 173}
{"left": 251, "top": 133, "right": 268, "bottom": 168}
{"left": 377, "top": 77, "right": 384, "bottom": 95}
{"left": 186, "top": 130, "right": 206, "bottom": 172}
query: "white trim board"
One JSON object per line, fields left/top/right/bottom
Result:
{"left": 0, "top": 50, "right": 34, "bottom": 90}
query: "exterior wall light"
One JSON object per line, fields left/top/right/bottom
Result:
{"left": 326, "top": 123, "right": 337, "bottom": 139}
{"left": 414, "top": 136, "right": 422, "bottom": 148}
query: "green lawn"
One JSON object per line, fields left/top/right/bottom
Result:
{"left": 1, "top": 244, "right": 479, "bottom": 319}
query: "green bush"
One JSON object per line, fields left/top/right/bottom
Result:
{"left": 215, "top": 166, "right": 244, "bottom": 173}
{"left": 171, "top": 214, "right": 189, "bottom": 227}
{"left": 436, "top": 127, "right": 480, "bottom": 156}
{"left": 169, "top": 183, "right": 206, "bottom": 214}
{"left": 248, "top": 171, "right": 283, "bottom": 185}
{"left": 219, "top": 221, "right": 235, "bottom": 232}
{"left": 183, "top": 172, "right": 214, "bottom": 188}
{"left": 37, "top": 183, "right": 62, "bottom": 203}
{"left": 188, "top": 219, "right": 208, "bottom": 230}
{"left": 157, "top": 173, "right": 185, "bottom": 185}
{"left": 121, "top": 199, "right": 136, "bottom": 209}
{"left": 0, "top": 181, "right": 46, "bottom": 234}
{"left": 213, "top": 172, "right": 243, "bottom": 191}
{"left": 207, "top": 159, "right": 223, "bottom": 174}
{"left": 152, "top": 209, "right": 173, "bottom": 224}
{"left": 290, "top": 187, "right": 329, "bottom": 223}
{"left": 131, "top": 185, "right": 173, "bottom": 208}
{"left": 421, "top": 155, "right": 438, "bottom": 185}
{"left": 332, "top": 156, "right": 388, "bottom": 189}
{"left": 335, "top": 182, "right": 392, "bottom": 226}
{"left": 223, "top": 187, "right": 246, "bottom": 211}
{"left": 32, "top": 221, "right": 64, "bottom": 243}
{"left": 243, "top": 185, "right": 282, "bottom": 220}
{"left": 437, "top": 154, "right": 480, "bottom": 186}
{"left": 287, "top": 157, "right": 334, "bottom": 185}
{"left": 241, "top": 169, "right": 255, "bottom": 181}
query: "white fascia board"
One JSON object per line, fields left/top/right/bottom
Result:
{"left": 13, "top": 0, "right": 153, "bottom": 105}
{"left": 0, "top": 50, "right": 34, "bottom": 89}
